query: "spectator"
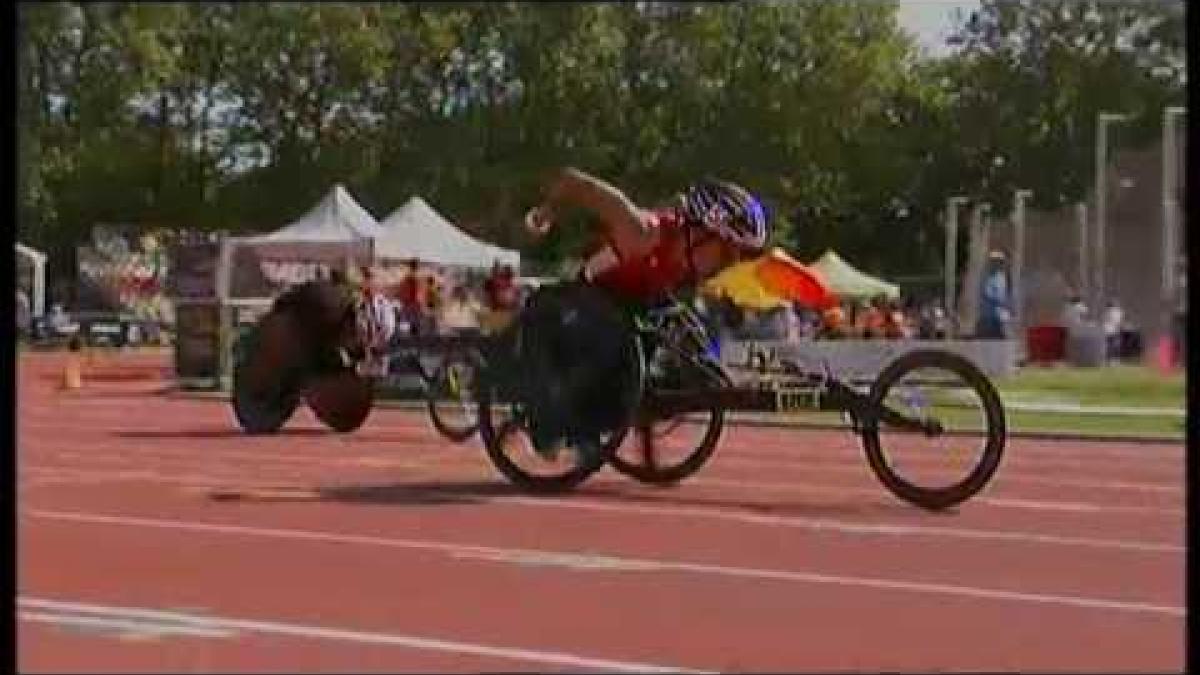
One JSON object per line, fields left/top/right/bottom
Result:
{"left": 1102, "top": 298, "right": 1125, "bottom": 362}
{"left": 394, "top": 259, "right": 426, "bottom": 335}
{"left": 857, "top": 298, "right": 886, "bottom": 339}
{"left": 976, "top": 250, "right": 1011, "bottom": 339}
{"left": 882, "top": 300, "right": 908, "bottom": 339}
{"left": 817, "top": 305, "right": 848, "bottom": 340}
{"left": 480, "top": 262, "right": 520, "bottom": 334}
{"left": 1062, "top": 293, "right": 1088, "bottom": 332}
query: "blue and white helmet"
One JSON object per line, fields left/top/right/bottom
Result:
{"left": 680, "top": 179, "right": 769, "bottom": 253}
{"left": 354, "top": 292, "right": 397, "bottom": 353}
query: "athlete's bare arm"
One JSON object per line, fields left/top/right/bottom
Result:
{"left": 525, "top": 167, "right": 658, "bottom": 259}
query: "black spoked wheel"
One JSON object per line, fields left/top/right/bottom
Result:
{"left": 610, "top": 353, "right": 729, "bottom": 486}
{"left": 231, "top": 311, "right": 305, "bottom": 434}
{"left": 477, "top": 328, "right": 644, "bottom": 494}
{"left": 860, "top": 349, "right": 1006, "bottom": 511}
{"left": 426, "top": 348, "right": 483, "bottom": 443}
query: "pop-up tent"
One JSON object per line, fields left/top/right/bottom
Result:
{"left": 375, "top": 196, "right": 520, "bottom": 269}
{"left": 235, "top": 184, "right": 383, "bottom": 263}
{"left": 808, "top": 250, "right": 899, "bottom": 300}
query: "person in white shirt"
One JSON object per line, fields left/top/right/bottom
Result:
{"left": 1102, "top": 298, "right": 1125, "bottom": 361}
{"left": 1061, "top": 294, "right": 1088, "bottom": 331}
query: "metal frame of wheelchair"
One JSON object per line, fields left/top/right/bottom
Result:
{"left": 462, "top": 293, "right": 1007, "bottom": 510}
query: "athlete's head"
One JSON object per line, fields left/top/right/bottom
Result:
{"left": 680, "top": 179, "right": 769, "bottom": 255}
{"left": 660, "top": 179, "right": 769, "bottom": 282}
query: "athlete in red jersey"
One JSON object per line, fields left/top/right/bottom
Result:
{"left": 525, "top": 167, "right": 768, "bottom": 303}
{"left": 515, "top": 167, "right": 769, "bottom": 457}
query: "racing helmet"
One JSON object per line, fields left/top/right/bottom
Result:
{"left": 680, "top": 179, "right": 769, "bottom": 253}
{"left": 354, "top": 291, "right": 397, "bottom": 353}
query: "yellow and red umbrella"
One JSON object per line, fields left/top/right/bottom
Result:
{"left": 703, "top": 247, "right": 837, "bottom": 310}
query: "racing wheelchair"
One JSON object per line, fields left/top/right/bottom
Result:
{"left": 469, "top": 281, "right": 1007, "bottom": 511}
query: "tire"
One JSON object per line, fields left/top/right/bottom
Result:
{"left": 477, "top": 323, "right": 645, "bottom": 494}
{"left": 860, "top": 349, "right": 1006, "bottom": 510}
{"left": 304, "top": 368, "right": 375, "bottom": 433}
{"left": 609, "top": 353, "right": 730, "bottom": 486}
{"left": 231, "top": 311, "right": 305, "bottom": 434}
{"left": 426, "top": 348, "right": 482, "bottom": 443}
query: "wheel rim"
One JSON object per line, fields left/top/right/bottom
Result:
{"left": 865, "top": 352, "right": 1005, "bottom": 505}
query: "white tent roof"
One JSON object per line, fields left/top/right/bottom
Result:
{"left": 236, "top": 184, "right": 382, "bottom": 261}
{"left": 375, "top": 196, "right": 520, "bottom": 269}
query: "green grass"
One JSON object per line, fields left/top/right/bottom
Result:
{"left": 995, "top": 364, "right": 1185, "bottom": 409}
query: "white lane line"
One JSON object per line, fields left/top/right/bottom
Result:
{"left": 18, "top": 597, "right": 706, "bottom": 674}
{"left": 18, "top": 461, "right": 1182, "bottom": 524}
{"left": 20, "top": 610, "right": 235, "bottom": 639}
{"left": 719, "top": 431, "right": 1184, "bottom": 461}
{"left": 712, "top": 457, "right": 1184, "bottom": 493}
{"left": 22, "top": 434, "right": 1187, "bottom": 494}
{"left": 496, "top": 496, "right": 1184, "bottom": 554}
{"left": 23, "top": 509, "right": 1184, "bottom": 617}
{"left": 691, "top": 477, "right": 1183, "bottom": 516}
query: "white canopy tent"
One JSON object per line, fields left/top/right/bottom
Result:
{"left": 233, "top": 184, "right": 384, "bottom": 263}
{"left": 375, "top": 196, "right": 520, "bottom": 269}
{"left": 16, "top": 242, "right": 47, "bottom": 317}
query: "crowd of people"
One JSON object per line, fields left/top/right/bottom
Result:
{"left": 353, "top": 259, "right": 528, "bottom": 339}
{"left": 699, "top": 292, "right": 955, "bottom": 344}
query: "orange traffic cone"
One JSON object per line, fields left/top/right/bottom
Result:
{"left": 61, "top": 336, "right": 83, "bottom": 391}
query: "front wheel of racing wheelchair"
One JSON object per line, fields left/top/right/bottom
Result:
{"left": 474, "top": 283, "right": 646, "bottom": 493}
{"left": 856, "top": 349, "right": 1006, "bottom": 511}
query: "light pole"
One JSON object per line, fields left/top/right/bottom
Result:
{"left": 1161, "top": 106, "right": 1186, "bottom": 344}
{"left": 1011, "top": 189, "right": 1033, "bottom": 334}
{"left": 1075, "top": 202, "right": 1089, "bottom": 303}
{"left": 944, "top": 196, "right": 968, "bottom": 321}
{"left": 1094, "top": 111, "right": 1129, "bottom": 311}
{"left": 958, "top": 201, "right": 991, "bottom": 335}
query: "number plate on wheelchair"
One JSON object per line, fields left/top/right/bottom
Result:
{"left": 772, "top": 384, "right": 823, "bottom": 412}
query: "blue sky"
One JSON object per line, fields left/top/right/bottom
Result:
{"left": 895, "top": 1, "right": 981, "bottom": 55}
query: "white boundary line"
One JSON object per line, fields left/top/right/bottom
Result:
{"left": 19, "top": 462, "right": 1184, "bottom": 517}
{"left": 18, "top": 597, "right": 704, "bottom": 673}
{"left": 23, "top": 509, "right": 1185, "bottom": 617}
{"left": 21, "top": 432, "right": 1186, "bottom": 494}
{"left": 20, "top": 610, "right": 235, "bottom": 639}
{"left": 494, "top": 496, "right": 1184, "bottom": 554}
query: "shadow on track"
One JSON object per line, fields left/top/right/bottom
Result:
{"left": 116, "top": 428, "right": 330, "bottom": 439}
{"left": 213, "top": 476, "right": 913, "bottom": 517}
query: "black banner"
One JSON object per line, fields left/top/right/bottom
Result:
{"left": 168, "top": 240, "right": 222, "bottom": 300}
{"left": 174, "top": 302, "right": 223, "bottom": 384}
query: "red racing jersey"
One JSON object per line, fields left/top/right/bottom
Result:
{"left": 586, "top": 208, "right": 690, "bottom": 302}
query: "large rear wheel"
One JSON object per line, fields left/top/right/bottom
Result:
{"left": 609, "top": 353, "right": 729, "bottom": 486}
{"left": 304, "top": 368, "right": 375, "bottom": 433}
{"left": 478, "top": 326, "right": 644, "bottom": 494}
{"left": 231, "top": 311, "right": 305, "bottom": 434}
